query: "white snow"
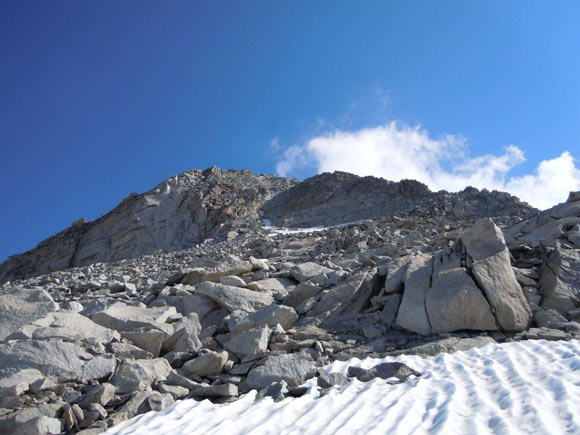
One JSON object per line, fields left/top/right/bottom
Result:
{"left": 106, "top": 339, "right": 580, "bottom": 435}
{"left": 262, "top": 219, "right": 366, "bottom": 235}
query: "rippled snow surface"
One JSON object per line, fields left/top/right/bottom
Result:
{"left": 107, "top": 339, "right": 580, "bottom": 435}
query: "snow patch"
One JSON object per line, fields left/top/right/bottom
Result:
{"left": 262, "top": 219, "right": 366, "bottom": 235}
{"left": 106, "top": 339, "right": 580, "bottom": 434}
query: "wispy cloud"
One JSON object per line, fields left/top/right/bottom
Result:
{"left": 273, "top": 122, "right": 580, "bottom": 210}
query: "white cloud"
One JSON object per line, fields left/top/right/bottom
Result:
{"left": 274, "top": 122, "right": 580, "bottom": 210}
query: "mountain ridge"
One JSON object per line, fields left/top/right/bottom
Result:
{"left": 0, "top": 167, "right": 532, "bottom": 283}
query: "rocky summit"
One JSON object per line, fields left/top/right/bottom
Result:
{"left": 1, "top": 167, "right": 579, "bottom": 434}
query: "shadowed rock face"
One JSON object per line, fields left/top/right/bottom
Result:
{"left": 261, "top": 172, "right": 433, "bottom": 228}
{"left": 0, "top": 168, "right": 531, "bottom": 283}
{"left": 261, "top": 172, "right": 531, "bottom": 229}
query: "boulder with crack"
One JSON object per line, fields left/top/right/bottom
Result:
{"left": 462, "top": 218, "right": 532, "bottom": 331}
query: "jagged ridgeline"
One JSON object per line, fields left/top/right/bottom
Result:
{"left": 0, "top": 167, "right": 531, "bottom": 282}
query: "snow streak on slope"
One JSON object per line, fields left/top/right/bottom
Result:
{"left": 262, "top": 219, "right": 366, "bottom": 235}
{"left": 107, "top": 339, "right": 580, "bottom": 435}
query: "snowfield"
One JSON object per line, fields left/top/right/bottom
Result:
{"left": 107, "top": 339, "right": 580, "bottom": 435}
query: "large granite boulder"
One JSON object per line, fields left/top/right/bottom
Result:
{"left": 111, "top": 359, "right": 172, "bottom": 394}
{"left": 426, "top": 266, "right": 497, "bottom": 333}
{"left": 396, "top": 218, "right": 531, "bottom": 335}
{"left": 0, "top": 288, "right": 58, "bottom": 341}
{"left": 28, "top": 311, "right": 120, "bottom": 344}
{"left": 0, "top": 340, "right": 116, "bottom": 382}
{"left": 462, "top": 218, "right": 532, "bottom": 331}
{"left": 91, "top": 302, "right": 176, "bottom": 333}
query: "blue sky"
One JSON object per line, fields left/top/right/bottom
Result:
{"left": 1, "top": 1, "right": 579, "bottom": 262}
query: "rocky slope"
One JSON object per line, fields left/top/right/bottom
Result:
{"left": 0, "top": 168, "right": 530, "bottom": 283}
{"left": 0, "top": 168, "right": 296, "bottom": 283}
{"left": 2, "top": 168, "right": 579, "bottom": 434}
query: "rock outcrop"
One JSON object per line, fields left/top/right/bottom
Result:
{"left": 395, "top": 218, "right": 532, "bottom": 335}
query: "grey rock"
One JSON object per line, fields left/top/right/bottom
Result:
{"left": 196, "top": 282, "right": 274, "bottom": 313}
{"left": 290, "top": 262, "right": 333, "bottom": 282}
{"left": 383, "top": 257, "right": 412, "bottom": 294}
{"left": 64, "top": 301, "right": 84, "bottom": 312}
{"left": 246, "top": 277, "right": 294, "bottom": 300}
{"left": 12, "top": 416, "right": 63, "bottom": 435}
{"left": 121, "top": 330, "right": 166, "bottom": 357}
{"left": 219, "top": 275, "right": 247, "bottom": 287}
{"left": 31, "top": 311, "right": 120, "bottom": 344}
{"left": 569, "top": 307, "right": 580, "bottom": 321}
{"left": 79, "top": 383, "right": 116, "bottom": 408}
{"left": 224, "top": 325, "right": 271, "bottom": 358}
{"left": 462, "top": 218, "right": 508, "bottom": 260}
{"left": 317, "top": 371, "right": 348, "bottom": 388}
{"left": 162, "top": 313, "right": 202, "bottom": 354}
{"left": 0, "top": 403, "right": 63, "bottom": 435}
{"left": 111, "top": 358, "right": 172, "bottom": 394}
{"left": 389, "top": 336, "right": 496, "bottom": 357}
{"left": 0, "top": 369, "right": 44, "bottom": 399}
{"left": 522, "top": 327, "right": 571, "bottom": 341}
{"left": 426, "top": 267, "right": 497, "bottom": 333}
{"left": 147, "top": 392, "right": 175, "bottom": 412}
{"left": 91, "top": 302, "right": 176, "bottom": 333}
{"left": 378, "top": 294, "right": 401, "bottom": 329}
{"left": 191, "top": 383, "right": 238, "bottom": 397}
{"left": 118, "top": 391, "right": 173, "bottom": 418}
{"left": 0, "top": 340, "right": 115, "bottom": 382}
{"left": 182, "top": 294, "right": 219, "bottom": 319}
{"left": 180, "top": 350, "right": 228, "bottom": 378}
{"left": 109, "top": 342, "right": 153, "bottom": 360}
{"left": 0, "top": 288, "right": 58, "bottom": 341}
{"left": 567, "top": 191, "right": 580, "bottom": 203}
{"left": 395, "top": 254, "right": 433, "bottom": 335}
{"left": 256, "top": 380, "right": 288, "bottom": 402}
{"left": 80, "top": 356, "right": 117, "bottom": 382}
{"left": 539, "top": 248, "right": 580, "bottom": 315}
{"left": 463, "top": 218, "right": 532, "bottom": 331}
{"left": 0, "top": 395, "right": 24, "bottom": 409}
{"left": 166, "top": 370, "right": 201, "bottom": 389}
{"left": 262, "top": 172, "right": 527, "bottom": 228}
{"left": 283, "top": 282, "right": 321, "bottom": 308}
{"left": 158, "top": 383, "right": 189, "bottom": 399}
{"left": 533, "top": 308, "right": 569, "bottom": 329}
{"left": 182, "top": 255, "right": 253, "bottom": 285}
{"left": 349, "top": 362, "right": 421, "bottom": 382}
{"left": 29, "top": 377, "right": 56, "bottom": 393}
{"left": 308, "top": 271, "right": 369, "bottom": 318}
{"left": 87, "top": 403, "right": 107, "bottom": 420}
{"left": 228, "top": 304, "right": 298, "bottom": 334}
{"left": 246, "top": 352, "right": 317, "bottom": 390}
